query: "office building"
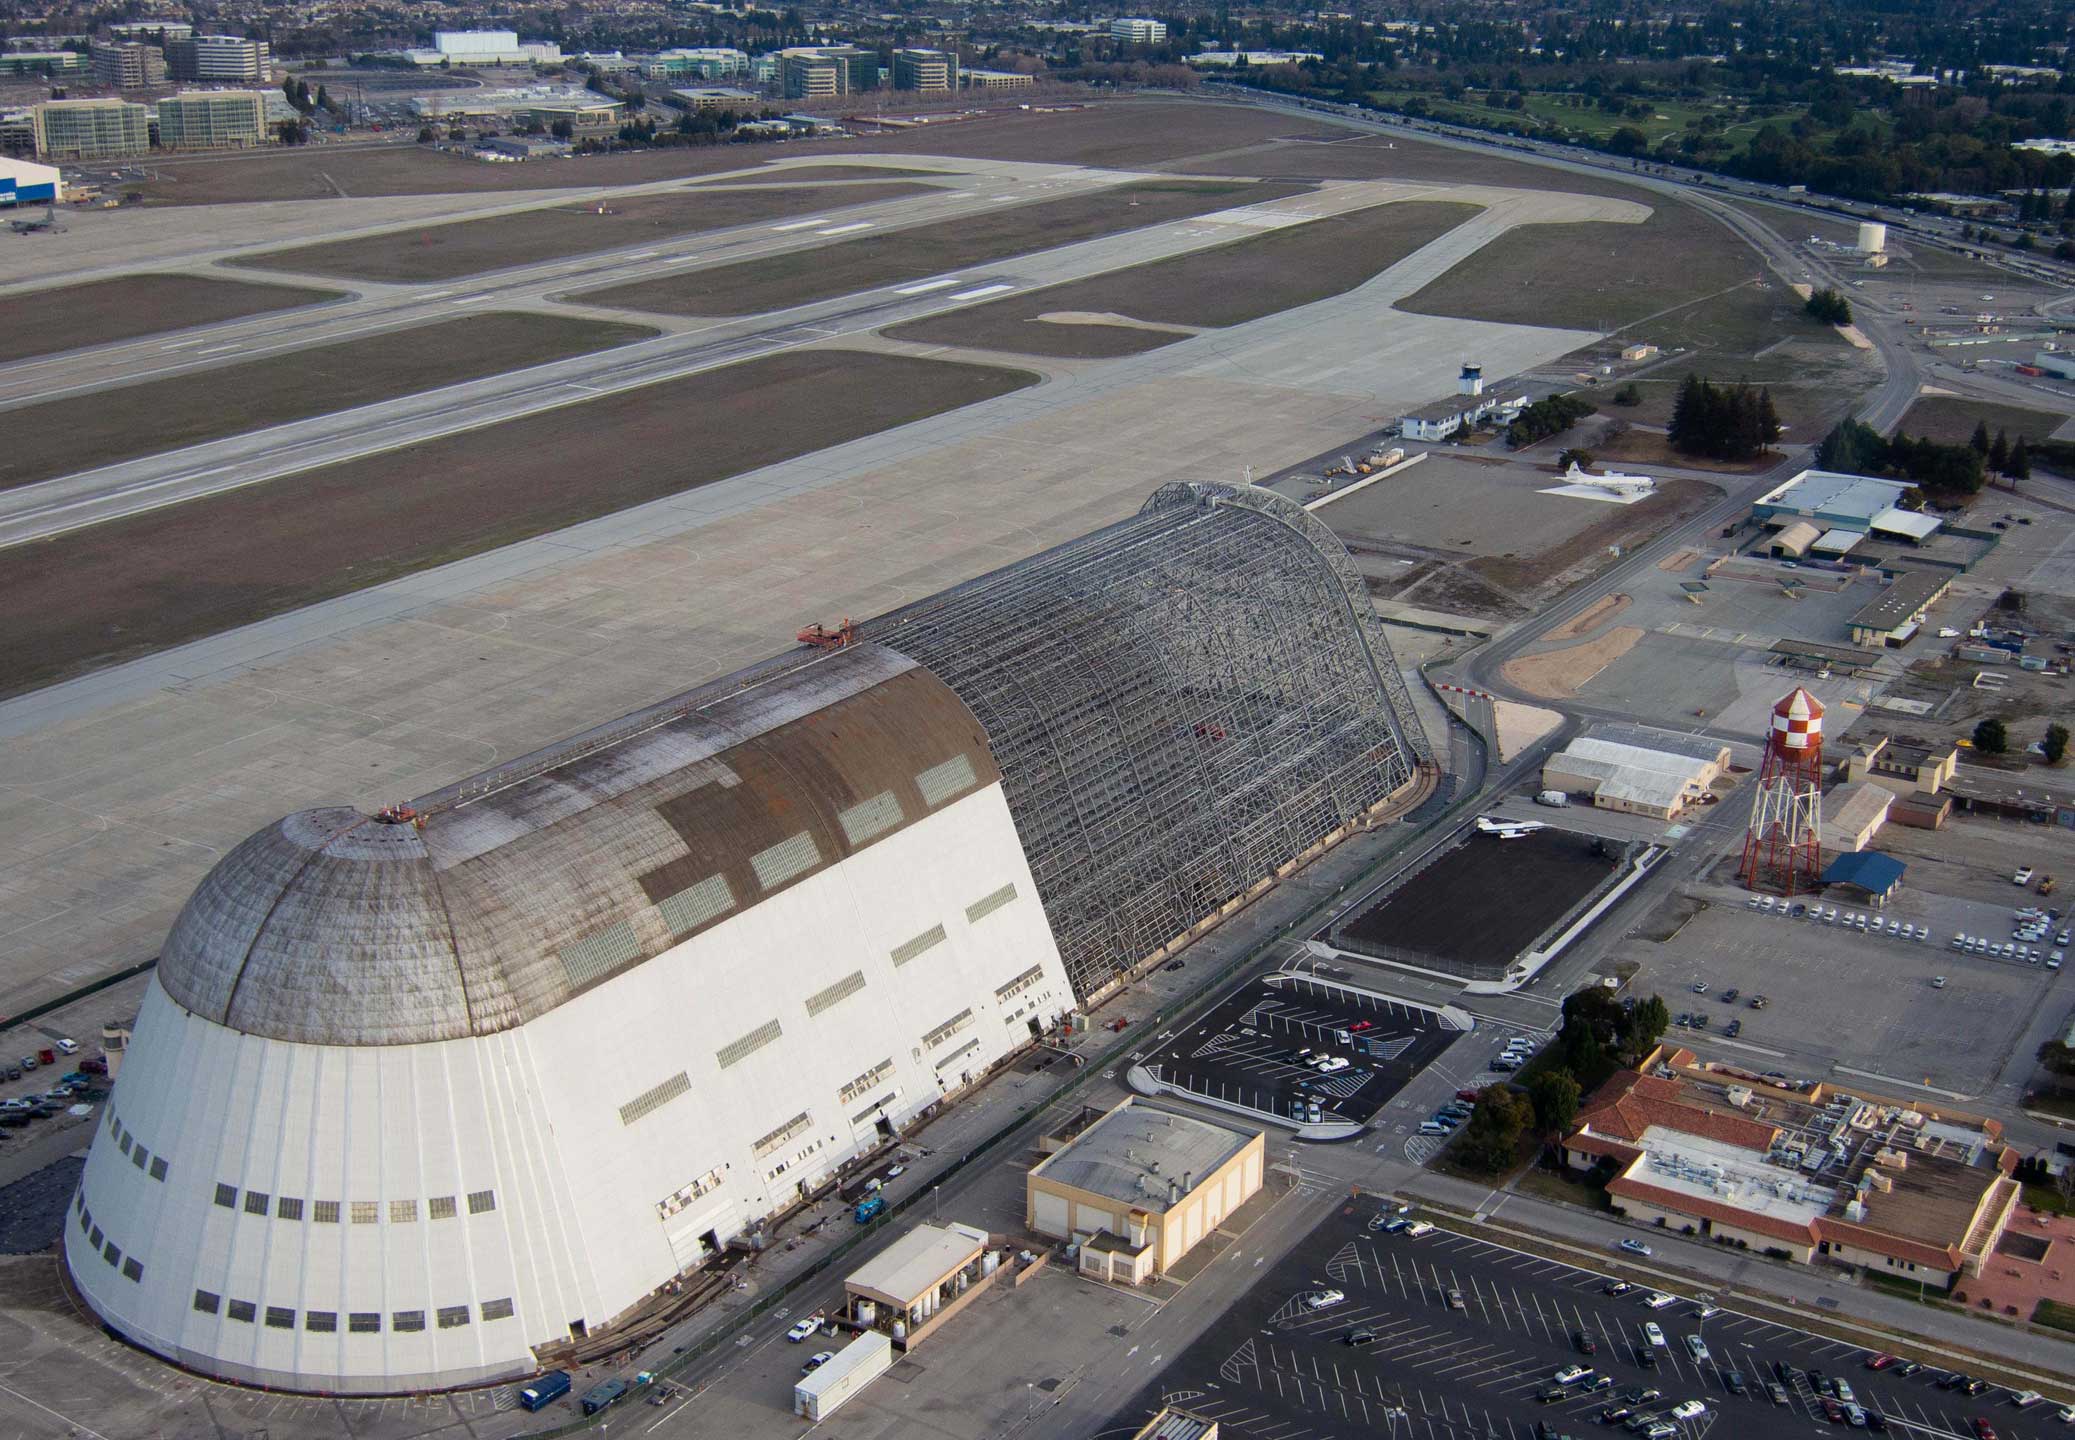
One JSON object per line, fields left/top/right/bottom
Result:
{"left": 31, "top": 98, "right": 150, "bottom": 159}
{"left": 1110, "top": 18, "right": 1169, "bottom": 43}
{"left": 166, "top": 36, "right": 271, "bottom": 83}
{"left": 90, "top": 40, "right": 168, "bottom": 89}
{"left": 892, "top": 48, "right": 958, "bottom": 92}
{"left": 156, "top": 90, "right": 267, "bottom": 149}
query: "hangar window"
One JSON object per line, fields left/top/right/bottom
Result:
{"left": 838, "top": 791, "right": 904, "bottom": 846}
{"left": 965, "top": 884, "right": 1017, "bottom": 924}
{"left": 349, "top": 1312, "right": 381, "bottom": 1334}
{"left": 118, "top": 1131, "right": 131, "bottom": 1156}
{"left": 994, "top": 964, "right": 1044, "bottom": 1001}
{"left": 89, "top": 1226, "right": 102, "bottom": 1248}
{"left": 243, "top": 1191, "right": 269, "bottom": 1216}
{"left": 392, "top": 1310, "right": 425, "bottom": 1333}
{"left": 429, "top": 1196, "right": 457, "bottom": 1220}
{"left": 752, "top": 1111, "right": 813, "bottom": 1159}
{"left": 482, "top": 1298, "right": 515, "bottom": 1321}
{"left": 750, "top": 832, "right": 821, "bottom": 890}
{"left": 101, "top": 1241, "right": 119, "bottom": 1266}
{"left": 619, "top": 1070, "right": 694, "bottom": 1124}
{"left": 213, "top": 1183, "right": 236, "bottom": 1209}
{"left": 390, "top": 1199, "right": 418, "bottom": 1224}
{"left": 351, "top": 1201, "right": 379, "bottom": 1225}
{"left": 839, "top": 1059, "right": 895, "bottom": 1105}
{"left": 226, "top": 1300, "right": 255, "bottom": 1323}
{"left": 922, "top": 1008, "right": 975, "bottom": 1049}
{"left": 657, "top": 873, "right": 733, "bottom": 939}
{"left": 890, "top": 924, "right": 946, "bottom": 967}
{"left": 131, "top": 1145, "right": 148, "bottom": 1171}
{"left": 313, "top": 1200, "right": 339, "bottom": 1224}
{"left": 467, "top": 1190, "right": 496, "bottom": 1215}
{"left": 193, "top": 1290, "right": 220, "bottom": 1315}
{"left": 916, "top": 753, "right": 979, "bottom": 808}
{"left": 715, "top": 1019, "right": 783, "bottom": 1071}
{"left": 149, "top": 1157, "right": 168, "bottom": 1182}
{"left": 804, "top": 969, "right": 866, "bottom": 1018}
{"left": 559, "top": 919, "right": 642, "bottom": 990}
{"left": 265, "top": 1306, "right": 295, "bottom": 1330}
{"left": 78, "top": 1208, "right": 89, "bottom": 1235}
{"left": 123, "top": 1258, "right": 143, "bottom": 1282}
{"left": 276, "top": 1197, "right": 302, "bottom": 1221}
{"left": 305, "top": 1311, "right": 336, "bottom": 1333}
{"left": 437, "top": 1305, "right": 471, "bottom": 1330}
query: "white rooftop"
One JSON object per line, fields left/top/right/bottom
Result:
{"left": 1811, "top": 528, "right": 1863, "bottom": 555}
{"left": 1870, "top": 507, "right": 1942, "bottom": 541}
{"left": 844, "top": 1221, "right": 988, "bottom": 1305}
{"left": 1757, "top": 469, "right": 1911, "bottom": 524}
{"left": 1629, "top": 1125, "right": 1831, "bottom": 1228}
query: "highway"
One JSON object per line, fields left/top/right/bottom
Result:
{"left": 0, "top": 177, "right": 1633, "bottom": 549}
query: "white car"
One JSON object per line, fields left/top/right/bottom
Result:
{"left": 1305, "top": 1289, "right": 1346, "bottom": 1310}
{"left": 1618, "top": 1238, "right": 1652, "bottom": 1256}
{"left": 1404, "top": 1221, "right": 1435, "bottom": 1238}
{"left": 1670, "top": 1399, "right": 1707, "bottom": 1421}
{"left": 1685, "top": 1335, "right": 1711, "bottom": 1363}
{"left": 1643, "top": 1322, "right": 1667, "bottom": 1348}
{"left": 1644, "top": 1292, "right": 1678, "bottom": 1309}
{"left": 885, "top": 1164, "right": 905, "bottom": 1179}
{"left": 1553, "top": 1364, "right": 1591, "bottom": 1385}
{"left": 786, "top": 1316, "right": 821, "bottom": 1343}
{"left": 2015, "top": 867, "right": 2036, "bottom": 885}
{"left": 53, "top": 1038, "right": 77, "bottom": 1055}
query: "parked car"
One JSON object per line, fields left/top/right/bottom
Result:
{"left": 1619, "top": 1239, "right": 1653, "bottom": 1256}
{"left": 801, "top": 1351, "right": 835, "bottom": 1374}
{"left": 1305, "top": 1289, "right": 1345, "bottom": 1310}
{"left": 786, "top": 1316, "right": 821, "bottom": 1343}
{"left": 1685, "top": 1335, "right": 1711, "bottom": 1363}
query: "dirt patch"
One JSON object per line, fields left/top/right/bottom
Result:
{"left": 882, "top": 199, "right": 1476, "bottom": 356}
{"left": 1590, "top": 427, "right": 1781, "bottom": 475}
{"left": 1897, "top": 395, "right": 2067, "bottom": 447}
{"left": 1469, "top": 476, "right": 1720, "bottom": 598}
{"left": 0, "top": 273, "right": 339, "bottom": 365}
{"left": 1657, "top": 548, "right": 1700, "bottom": 573}
{"left": 1548, "top": 592, "right": 1630, "bottom": 642}
{"left": 0, "top": 349, "right": 1037, "bottom": 697}
{"left": 0, "top": 312, "right": 658, "bottom": 493}
{"left": 123, "top": 101, "right": 1348, "bottom": 206}
{"left": 1401, "top": 195, "right": 1756, "bottom": 332}
{"left": 236, "top": 182, "right": 942, "bottom": 283}
{"left": 1502, "top": 626, "right": 1644, "bottom": 699}
{"left": 575, "top": 178, "right": 1310, "bottom": 317}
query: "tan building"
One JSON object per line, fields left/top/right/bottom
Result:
{"left": 89, "top": 39, "right": 166, "bottom": 88}
{"left": 1541, "top": 733, "right": 1729, "bottom": 821}
{"left": 1027, "top": 1098, "right": 1263, "bottom": 1285}
{"left": 1824, "top": 781, "right": 1893, "bottom": 853}
{"left": 1847, "top": 569, "right": 1952, "bottom": 648}
{"left": 842, "top": 1220, "right": 998, "bottom": 1350}
{"left": 31, "top": 98, "right": 149, "bottom": 159}
{"left": 155, "top": 90, "right": 266, "bottom": 149}
{"left": 964, "top": 68, "right": 1036, "bottom": 89}
{"left": 1845, "top": 734, "right": 1959, "bottom": 799}
{"left": 1563, "top": 1048, "right": 2020, "bottom": 1287}
{"left": 1769, "top": 520, "right": 1821, "bottom": 559}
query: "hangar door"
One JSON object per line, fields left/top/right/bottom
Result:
{"left": 1031, "top": 1188, "right": 1070, "bottom": 1238}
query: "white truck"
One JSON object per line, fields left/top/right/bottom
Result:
{"left": 1535, "top": 790, "right": 1571, "bottom": 808}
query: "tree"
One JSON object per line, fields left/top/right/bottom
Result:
{"left": 1804, "top": 288, "right": 1852, "bottom": 325}
{"left": 1623, "top": 993, "right": 1671, "bottom": 1058}
{"left": 1556, "top": 448, "right": 1595, "bottom": 472}
{"left": 1990, "top": 429, "right": 2010, "bottom": 472}
{"left": 1974, "top": 718, "right": 2008, "bottom": 755}
{"left": 1970, "top": 420, "right": 1992, "bottom": 455}
{"left": 1527, "top": 1068, "right": 1582, "bottom": 1139}
{"left": 2009, "top": 437, "right": 2032, "bottom": 480}
{"left": 1607, "top": 125, "right": 1648, "bottom": 157}
{"left": 1455, "top": 1084, "right": 1533, "bottom": 1174}
{"left": 416, "top": 124, "right": 435, "bottom": 143}
{"left": 2045, "top": 723, "right": 2070, "bottom": 766}
{"left": 2039, "top": 1038, "right": 2075, "bottom": 1082}
{"left": 1611, "top": 381, "right": 1641, "bottom": 406}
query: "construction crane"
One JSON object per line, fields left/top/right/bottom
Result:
{"left": 797, "top": 618, "right": 856, "bottom": 651}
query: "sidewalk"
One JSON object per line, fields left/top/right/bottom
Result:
{"left": 1402, "top": 1169, "right": 2075, "bottom": 1381}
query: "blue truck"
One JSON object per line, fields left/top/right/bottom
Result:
{"left": 854, "top": 1194, "right": 885, "bottom": 1223}
{"left": 517, "top": 1370, "right": 571, "bottom": 1411}
{"left": 581, "top": 1376, "right": 630, "bottom": 1415}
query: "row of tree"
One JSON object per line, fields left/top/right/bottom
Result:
{"left": 1815, "top": 417, "right": 1992, "bottom": 493}
{"left": 1666, "top": 375, "right": 1781, "bottom": 462}
{"left": 1505, "top": 392, "right": 1597, "bottom": 448}
{"left": 1973, "top": 719, "right": 2068, "bottom": 759}
{"left": 1804, "top": 288, "right": 1853, "bottom": 326}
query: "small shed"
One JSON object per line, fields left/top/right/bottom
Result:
{"left": 1821, "top": 850, "right": 1906, "bottom": 905}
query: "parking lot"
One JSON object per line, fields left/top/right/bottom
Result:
{"left": 1106, "top": 1206, "right": 2070, "bottom": 1439}
{"left": 1620, "top": 893, "right": 2058, "bottom": 1095}
{"left": 1139, "top": 975, "right": 1462, "bottom": 1129}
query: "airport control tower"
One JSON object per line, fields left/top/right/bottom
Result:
{"left": 1739, "top": 687, "right": 1824, "bottom": 895}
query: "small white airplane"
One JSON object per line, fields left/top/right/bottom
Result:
{"left": 1476, "top": 816, "right": 1546, "bottom": 839}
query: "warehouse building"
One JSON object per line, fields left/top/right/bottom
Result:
{"left": 31, "top": 98, "right": 149, "bottom": 159}
{"left": 1, "top": 157, "right": 62, "bottom": 205}
{"left": 1542, "top": 731, "right": 1730, "bottom": 821}
{"left": 1823, "top": 782, "right": 1893, "bottom": 852}
{"left": 68, "top": 483, "right": 1424, "bottom": 1395}
{"left": 1753, "top": 469, "right": 1912, "bottom": 531}
{"left": 1845, "top": 569, "right": 1952, "bottom": 648}
{"left": 155, "top": 91, "right": 266, "bottom": 149}
{"left": 1027, "top": 1098, "right": 1264, "bottom": 1285}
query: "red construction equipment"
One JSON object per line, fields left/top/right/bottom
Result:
{"left": 797, "top": 618, "right": 857, "bottom": 651}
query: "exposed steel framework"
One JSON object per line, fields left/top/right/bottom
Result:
{"left": 1739, "top": 687, "right": 1825, "bottom": 895}
{"left": 860, "top": 482, "right": 1429, "bottom": 1001}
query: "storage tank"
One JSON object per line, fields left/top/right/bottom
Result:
{"left": 1857, "top": 222, "right": 1887, "bottom": 254}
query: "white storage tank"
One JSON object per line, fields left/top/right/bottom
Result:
{"left": 1857, "top": 222, "right": 1887, "bottom": 254}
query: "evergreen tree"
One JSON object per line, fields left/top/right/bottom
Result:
{"left": 2009, "top": 437, "right": 2032, "bottom": 480}
{"left": 1667, "top": 373, "right": 1702, "bottom": 451}
{"left": 1970, "top": 420, "right": 1992, "bottom": 455}
{"left": 1990, "top": 430, "right": 2010, "bottom": 472}
{"left": 1757, "top": 388, "right": 1781, "bottom": 449}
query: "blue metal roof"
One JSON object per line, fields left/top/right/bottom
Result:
{"left": 1822, "top": 850, "right": 1906, "bottom": 895}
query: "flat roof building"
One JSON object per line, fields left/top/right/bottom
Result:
{"left": 167, "top": 35, "right": 270, "bottom": 82}
{"left": 1110, "top": 18, "right": 1169, "bottom": 43}
{"left": 0, "top": 51, "right": 87, "bottom": 76}
{"left": 1754, "top": 468, "right": 1912, "bottom": 531}
{"left": 893, "top": 48, "right": 958, "bottom": 92}
{"left": 1028, "top": 1098, "right": 1263, "bottom": 1285}
{"left": 1845, "top": 735, "right": 1958, "bottom": 800}
{"left": 643, "top": 47, "right": 750, "bottom": 79}
{"left": 794, "top": 1331, "right": 893, "bottom": 1421}
{"left": 31, "top": 98, "right": 149, "bottom": 159}
{"left": 844, "top": 1220, "right": 997, "bottom": 1348}
{"left": 156, "top": 90, "right": 267, "bottom": 149}
{"left": 1846, "top": 569, "right": 1952, "bottom": 648}
{"left": 675, "top": 85, "right": 758, "bottom": 110}
{"left": 963, "top": 68, "right": 1036, "bottom": 88}
{"left": 89, "top": 39, "right": 166, "bottom": 88}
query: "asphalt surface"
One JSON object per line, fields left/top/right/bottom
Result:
{"left": 1141, "top": 975, "right": 1462, "bottom": 1128}
{"left": 1104, "top": 1206, "right": 2065, "bottom": 1440}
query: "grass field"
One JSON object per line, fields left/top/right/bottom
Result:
{"left": 0, "top": 273, "right": 339, "bottom": 364}
{"left": 1168, "top": 131, "right": 1650, "bottom": 200}
{"left": 1897, "top": 395, "right": 2067, "bottom": 445}
{"left": 1359, "top": 88, "right": 1788, "bottom": 154}
{"left": 883, "top": 199, "right": 1477, "bottom": 357}
{"left": 236, "top": 181, "right": 942, "bottom": 282}
{"left": 576, "top": 178, "right": 1309, "bottom": 317}
{"left": 0, "top": 312, "right": 658, "bottom": 492}
{"left": 0, "top": 349, "right": 1036, "bottom": 696}
{"left": 121, "top": 101, "right": 1346, "bottom": 205}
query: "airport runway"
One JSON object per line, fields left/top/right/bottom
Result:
{"left": 0, "top": 180, "right": 1642, "bottom": 548}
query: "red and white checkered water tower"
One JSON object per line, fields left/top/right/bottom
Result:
{"left": 1738, "top": 687, "right": 1825, "bottom": 895}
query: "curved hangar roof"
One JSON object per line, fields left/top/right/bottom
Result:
{"left": 159, "top": 483, "right": 1425, "bottom": 1045}
{"left": 159, "top": 647, "right": 998, "bottom": 1045}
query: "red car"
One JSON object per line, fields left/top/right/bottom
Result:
{"left": 1973, "top": 1420, "right": 1998, "bottom": 1440}
{"left": 1821, "top": 1399, "right": 1846, "bottom": 1425}
{"left": 1457, "top": 1089, "right": 1483, "bottom": 1102}
{"left": 1349, "top": 1020, "right": 1373, "bottom": 1033}
{"left": 1866, "top": 1354, "right": 1896, "bottom": 1371}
